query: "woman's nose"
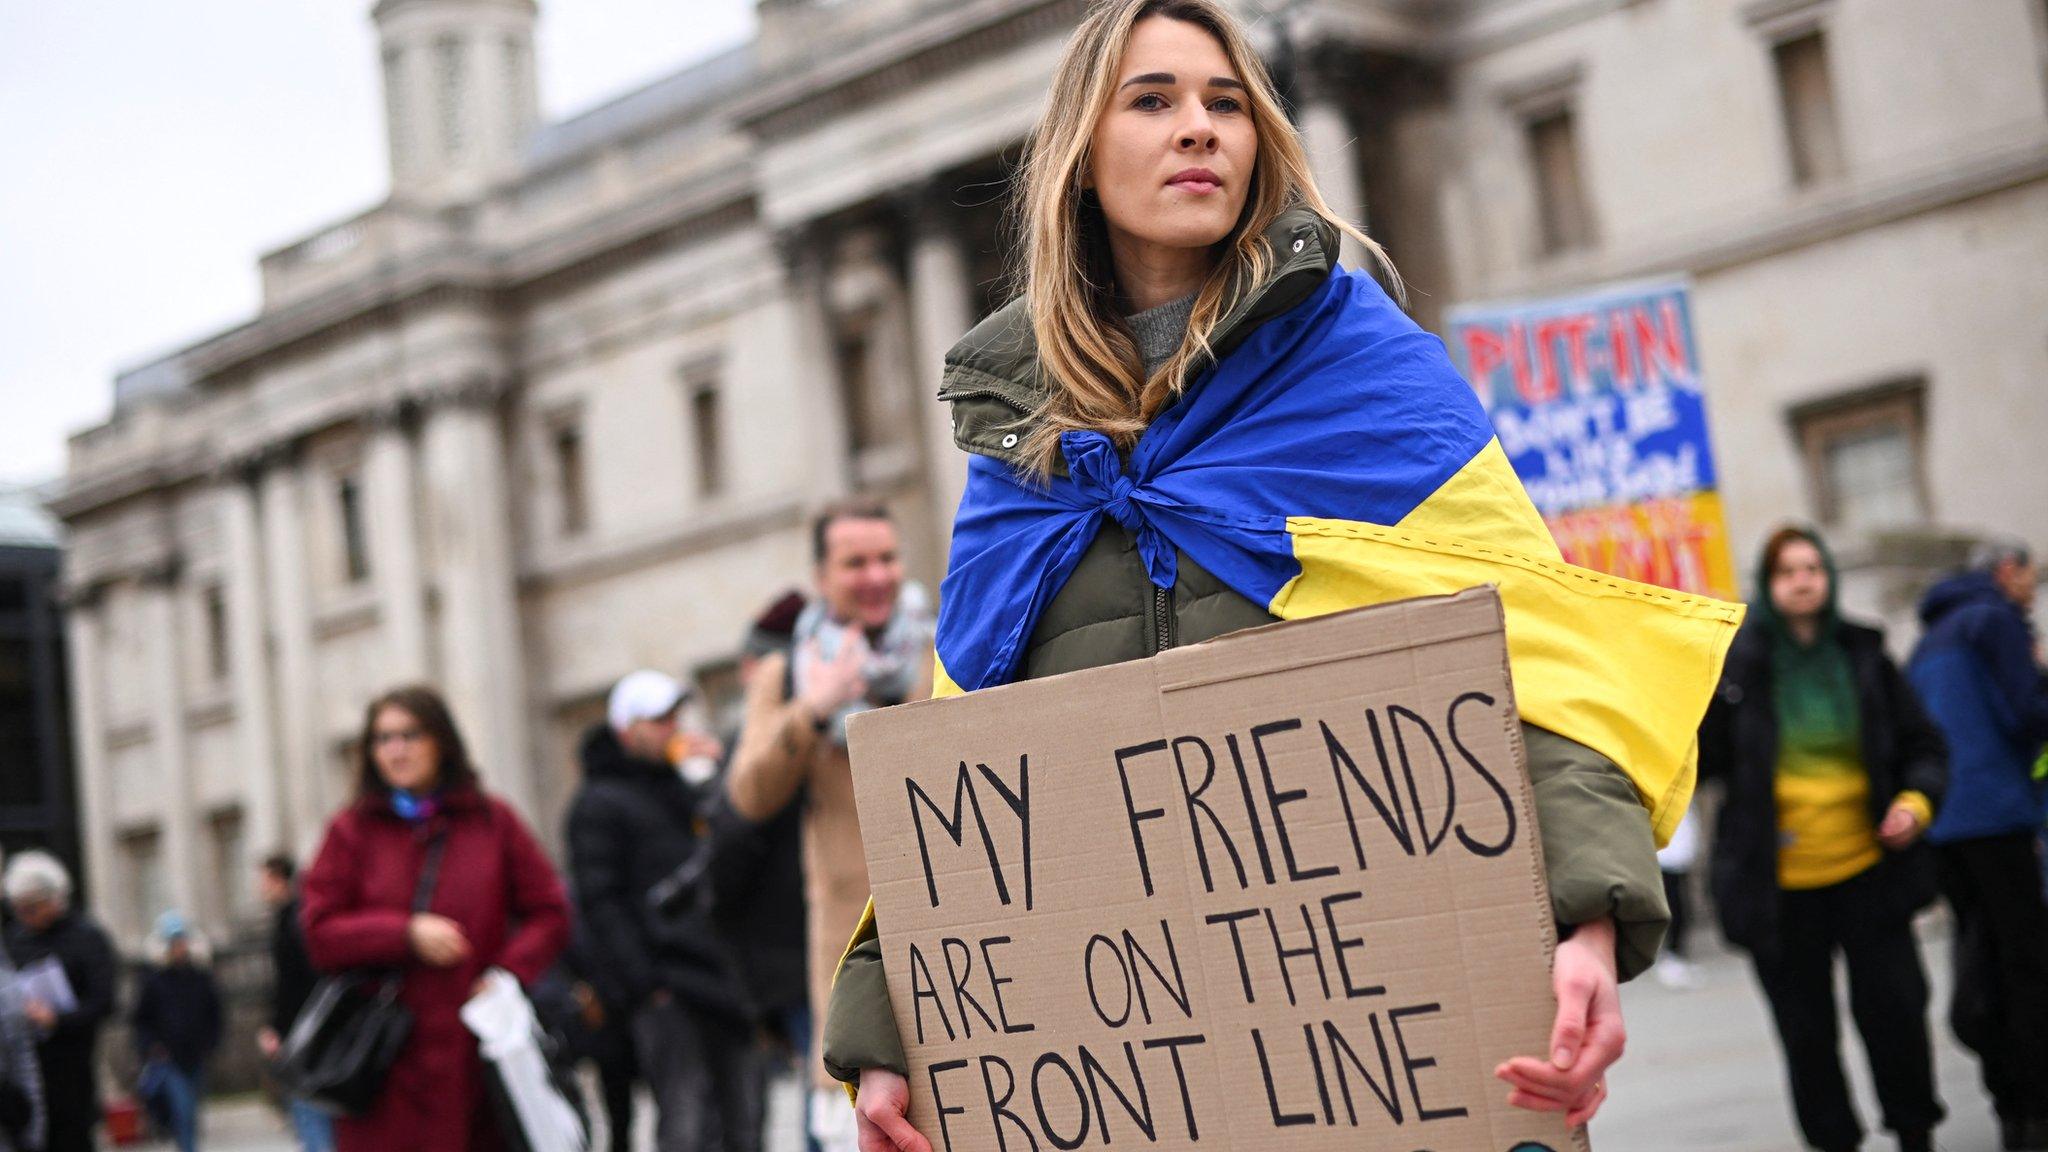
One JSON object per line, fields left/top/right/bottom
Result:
{"left": 1176, "top": 109, "right": 1218, "bottom": 152}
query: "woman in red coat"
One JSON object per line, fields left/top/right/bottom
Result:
{"left": 301, "top": 685, "right": 571, "bottom": 1152}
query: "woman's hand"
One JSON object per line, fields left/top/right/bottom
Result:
{"left": 1495, "top": 916, "right": 1625, "bottom": 1128}
{"left": 406, "top": 912, "right": 472, "bottom": 967}
{"left": 1877, "top": 801, "right": 1925, "bottom": 850}
{"left": 856, "top": 1068, "right": 932, "bottom": 1152}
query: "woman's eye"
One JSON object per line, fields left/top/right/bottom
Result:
{"left": 1133, "top": 93, "right": 1168, "bottom": 111}
{"left": 1210, "top": 96, "right": 1243, "bottom": 113}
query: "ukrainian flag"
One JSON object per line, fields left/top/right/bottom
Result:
{"left": 930, "top": 267, "right": 1743, "bottom": 845}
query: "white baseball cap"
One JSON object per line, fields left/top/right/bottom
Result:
{"left": 607, "top": 669, "right": 689, "bottom": 732}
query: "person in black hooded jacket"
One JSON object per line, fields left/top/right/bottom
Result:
{"left": 565, "top": 669, "right": 759, "bottom": 1152}
{"left": 1700, "top": 525, "right": 1947, "bottom": 1152}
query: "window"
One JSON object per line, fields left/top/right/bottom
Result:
{"left": 1526, "top": 107, "right": 1596, "bottom": 255}
{"left": 123, "top": 830, "right": 165, "bottom": 936}
{"left": 202, "top": 585, "right": 229, "bottom": 681}
{"left": 338, "top": 475, "right": 371, "bottom": 583}
{"left": 551, "top": 422, "right": 589, "bottom": 536}
{"left": 209, "top": 809, "right": 246, "bottom": 922}
{"left": 1773, "top": 31, "right": 1845, "bottom": 186}
{"left": 684, "top": 363, "right": 726, "bottom": 497}
{"left": 435, "top": 35, "right": 467, "bottom": 163}
{"left": 834, "top": 314, "right": 882, "bottom": 454}
{"left": 1791, "top": 380, "right": 1929, "bottom": 530}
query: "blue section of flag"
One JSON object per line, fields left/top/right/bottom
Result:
{"left": 936, "top": 267, "right": 1497, "bottom": 692}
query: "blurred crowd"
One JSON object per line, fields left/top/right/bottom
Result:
{"left": 0, "top": 505, "right": 2041, "bottom": 1152}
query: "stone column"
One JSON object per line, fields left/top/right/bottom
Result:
{"left": 906, "top": 205, "right": 976, "bottom": 561}
{"left": 363, "top": 407, "right": 431, "bottom": 682}
{"left": 61, "top": 588, "right": 120, "bottom": 923}
{"left": 1298, "top": 96, "right": 1369, "bottom": 269}
{"left": 420, "top": 383, "right": 536, "bottom": 815}
{"left": 140, "top": 563, "right": 201, "bottom": 921}
{"left": 259, "top": 454, "right": 324, "bottom": 852}
{"left": 778, "top": 230, "right": 852, "bottom": 499}
{"left": 218, "top": 470, "right": 284, "bottom": 866}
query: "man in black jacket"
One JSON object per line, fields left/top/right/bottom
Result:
{"left": 256, "top": 853, "right": 332, "bottom": 1152}
{"left": 567, "top": 669, "right": 759, "bottom": 1152}
{"left": 2, "top": 851, "right": 115, "bottom": 1152}
{"left": 651, "top": 593, "right": 812, "bottom": 1149}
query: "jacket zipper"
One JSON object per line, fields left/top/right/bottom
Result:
{"left": 935, "top": 385, "right": 1034, "bottom": 413}
{"left": 1153, "top": 584, "right": 1174, "bottom": 655}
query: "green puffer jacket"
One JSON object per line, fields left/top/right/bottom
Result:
{"left": 821, "top": 209, "right": 1670, "bottom": 1085}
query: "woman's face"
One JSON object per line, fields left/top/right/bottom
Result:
{"left": 371, "top": 704, "right": 441, "bottom": 794}
{"left": 1087, "top": 17, "right": 1257, "bottom": 262}
{"left": 1769, "top": 539, "right": 1830, "bottom": 621}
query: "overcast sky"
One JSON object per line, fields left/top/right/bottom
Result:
{"left": 0, "top": 0, "right": 757, "bottom": 487}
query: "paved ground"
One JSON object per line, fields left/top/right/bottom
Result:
{"left": 1591, "top": 914, "right": 2000, "bottom": 1152}
{"left": 145, "top": 917, "right": 2005, "bottom": 1152}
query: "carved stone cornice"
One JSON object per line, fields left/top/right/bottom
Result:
{"left": 772, "top": 220, "right": 832, "bottom": 280}
{"left": 138, "top": 555, "right": 184, "bottom": 589}
{"left": 363, "top": 395, "right": 426, "bottom": 437}
{"left": 46, "top": 445, "right": 213, "bottom": 524}
{"left": 57, "top": 580, "right": 107, "bottom": 613}
{"left": 210, "top": 438, "right": 300, "bottom": 489}
{"left": 736, "top": 0, "right": 1085, "bottom": 139}
{"left": 417, "top": 370, "right": 515, "bottom": 415}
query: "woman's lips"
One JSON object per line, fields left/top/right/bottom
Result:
{"left": 1167, "top": 168, "right": 1221, "bottom": 194}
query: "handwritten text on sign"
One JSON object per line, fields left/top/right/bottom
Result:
{"left": 848, "top": 591, "right": 1583, "bottom": 1152}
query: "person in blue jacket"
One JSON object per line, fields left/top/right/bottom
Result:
{"left": 1908, "top": 539, "right": 2048, "bottom": 1152}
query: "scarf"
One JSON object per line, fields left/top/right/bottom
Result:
{"left": 390, "top": 788, "right": 440, "bottom": 823}
{"left": 933, "top": 267, "right": 1743, "bottom": 844}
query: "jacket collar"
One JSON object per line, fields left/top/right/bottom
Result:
{"left": 937, "top": 207, "right": 1342, "bottom": 471}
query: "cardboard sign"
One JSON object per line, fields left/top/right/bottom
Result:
{"left": 848, "top": 587, "right": 1584, "bottom": 1152}
{"left": 1447, "top": 279, "right": 1735, "bottom": 601}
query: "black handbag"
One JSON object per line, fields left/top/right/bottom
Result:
{"left": 273, "top": 829, "right": 448, "bottom": 1116}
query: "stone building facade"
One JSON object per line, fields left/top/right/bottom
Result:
{"left": 54, "top": 0, "right": 2048, "bottom": 944}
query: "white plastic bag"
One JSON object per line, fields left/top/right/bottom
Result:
{"left": 460, "top": 969, "right": 589, "bottom": 1152}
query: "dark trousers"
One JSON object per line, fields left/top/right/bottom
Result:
{"left": 1749, "top": 868, "right": 1943, "bottom": 1151}
{"left": 591, "top": 1015, "right": 639, "bottom": 1152}
{"left": 1938, "top": 832, "right": 2048, "bottom": 1122}
{"left": 40, "top": 1043, "right": 100, "bottom": 1152}
{"left": 1662, "top": 869, "right": 1692, "bottom": 958}
{"left": 632, "top": 998, "right": 764, "bottom": 1152}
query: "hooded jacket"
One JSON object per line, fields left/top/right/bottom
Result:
{"left": 565, "top": 723, "right": 752, "bottom": 1019}
{"left": 822, "top": 209, "right": 1690, "bottom": 1083}
{"left": 1700, "top": 534, "right": 1946, "bottom": 951}
{"left": 1909, "top": 570, "right": 2048, "bottom": 843}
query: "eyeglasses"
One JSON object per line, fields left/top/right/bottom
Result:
{"left": 372, "top": 728, "right": 429, "bottom": 748}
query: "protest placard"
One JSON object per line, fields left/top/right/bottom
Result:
{"left": 1447, "top": 279, "right": 1735, "bottom": 601}
{"left": 848, "top": 587, "right": 1583, "bottom": 1152}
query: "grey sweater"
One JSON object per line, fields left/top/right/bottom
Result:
{"left": 1127, "top": 292, "right": 1197, "bottom": 376}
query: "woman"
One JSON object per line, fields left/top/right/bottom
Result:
{"left": 132, "top": 912, "right": 222, "bottom": 1152}
{"left": 301, "top": 686, "right": 571, "bottom": 1152}
{"left": 826, "top": 3, "right": 1743, "bottom": 1150}
{"left": 1701, "top": 526, "right": 1946, "bottom": 1152}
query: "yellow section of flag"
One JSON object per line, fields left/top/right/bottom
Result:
{"left": 1274, "top": 516, "right": 1743, "bottom": 847}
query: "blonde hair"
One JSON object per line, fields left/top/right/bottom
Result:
{"left": 1014, "top": 0, "right": 1396, "bottom": 476}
